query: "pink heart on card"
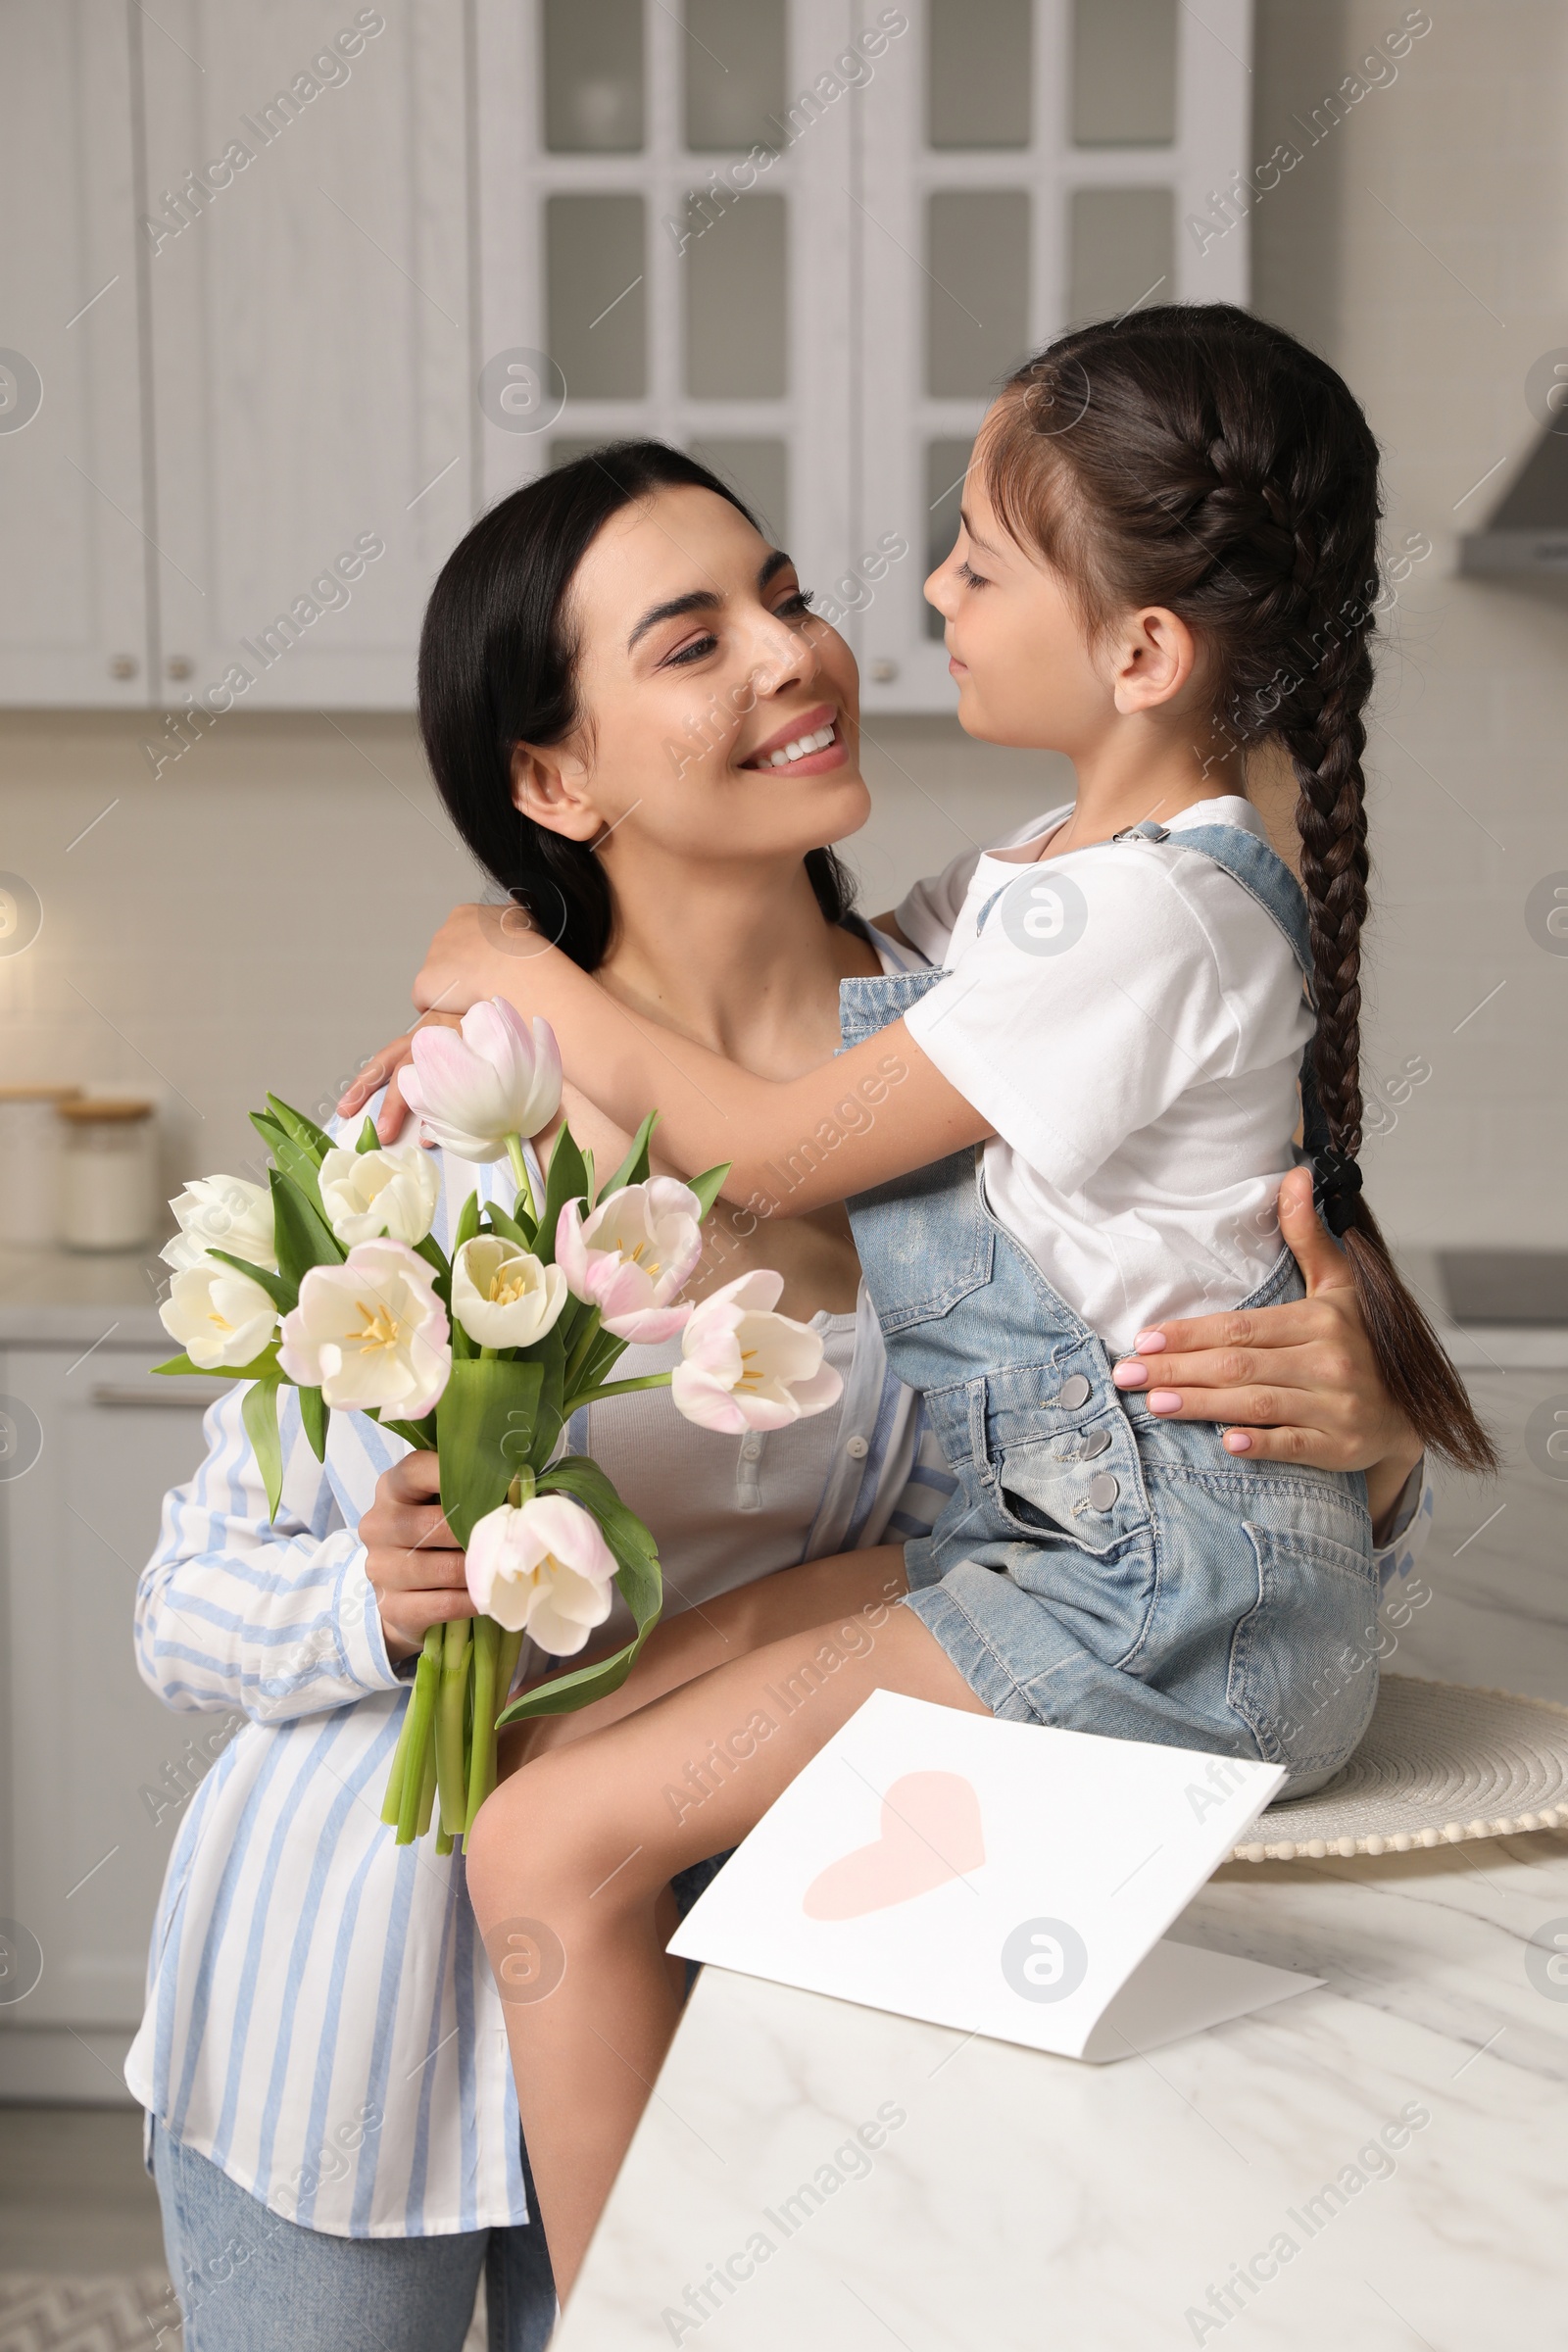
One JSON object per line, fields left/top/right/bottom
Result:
{"left": 802, "top": 1772, "right": 986, "bottom": 1921}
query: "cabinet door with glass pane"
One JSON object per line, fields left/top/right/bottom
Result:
{"left": 475, "top": 0, "right": 857, "bottom": 602}
{"left": 857, "top": 0, "right": 1251, "bottom": 710}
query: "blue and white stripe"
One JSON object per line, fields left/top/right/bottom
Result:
{"left": 126, "top": 1102, "right": 956, "bottom": 2237}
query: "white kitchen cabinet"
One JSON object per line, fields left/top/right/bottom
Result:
{"left": 474, "top": 0, "right": 858, "bottom": 612}
{"left": 856, "top": 0, "right": 1252, "bottom": 711}
{"left": 0, "top": 1341, "right": 222, "bottom": 2100}
{"left": 0, "top": 1, "right": 153, "bottom": 704}
{"left": 136, "top": 0, "right": 472, "bottom": 710}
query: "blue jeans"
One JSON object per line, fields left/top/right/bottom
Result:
{"left": 150, "top": 2122, "right": 555, "bottom": 2352}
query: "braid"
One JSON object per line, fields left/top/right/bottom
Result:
{"left": 1285, "top": 625, "right": 1373, "bottom": 1161}
{"left": 985, "top": 304, "right": 1497, "bottom": 1477}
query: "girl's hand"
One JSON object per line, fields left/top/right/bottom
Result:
{"left": 414, "top": 901, "right": 551, "bottom": 1015}
{"left": 336, "top": 1012, "right": 462, "bottom": 1144}
{"left": 1110, "top": 1167, "right": 1424, "bottom": 1532}
{"left": 360, "top": 1450, "right": 473, "bottom": 1662}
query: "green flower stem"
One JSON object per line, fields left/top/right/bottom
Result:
{"left": 395, "top": 1626, "right": 443, "bottom": 1844}
{"left": 564, "top": 1372, "right": 674, "bottom": 1413}
{"left": 495, "top": 1626, "right": 526, "bottom": 1714}
{"left": 506, "top": 1132, "right": 538, "bottom": 1224}
{"left": 416, "top": 1736, "right": 438, "bottom": 1838}
{"left": 506, "top": 1468, "right": 537, "bottom": 1509}
{"left": 436, "top": 1618, "right": 473, "bottom": 1838}
{"left": 465, "top": 1616, "right": 501, "bottom": 1836}
{"left": 562, "top": 1309, "right": 604, "bottom": 1396}
{"left": 379, "top": 1685, "right": 418, "bottom": 1826}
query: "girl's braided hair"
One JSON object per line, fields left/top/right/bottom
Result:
{"left": 984, "top": 303, "right": 1494, "bottom": 1474}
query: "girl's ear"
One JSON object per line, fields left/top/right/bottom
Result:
{"left": 510, "top": 742, "right": 603, "bottom": 843}
{"left": 1108, "top": 605, "right": 1200, "bottom": 715}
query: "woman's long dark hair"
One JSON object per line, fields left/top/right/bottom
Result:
{"left": 984, "top": 304, "right": 1494, "bottom": 1475}
{"left": 417, "top": 439, "right": 856, "bottom": 970}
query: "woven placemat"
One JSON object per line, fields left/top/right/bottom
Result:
{"left": 1232, "top": 1675, "right": 1568, "bottom": 1861}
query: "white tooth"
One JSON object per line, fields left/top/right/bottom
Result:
{"left": 784, "top": 738, "right": 806, "bottom": 760}
{"left": 814, "top": 725, "right": 833, "bottom": 748}
{"left": 769, "top": 749, "right": 788, "bottom": 767}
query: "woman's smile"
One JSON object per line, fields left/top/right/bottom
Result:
{"left": 739, "top": 700, "right": 848, "bottom": 776}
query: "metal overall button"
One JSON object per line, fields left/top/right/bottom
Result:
{"left": 1088, "top": 1471, "right": 1120, "bottom": 1512}
{"left": 1080, "top": 1426, "right": 1112, "bottom": 1460}
{"left": 1056, "top": 1373, "right": 1092, "bottom": 1410}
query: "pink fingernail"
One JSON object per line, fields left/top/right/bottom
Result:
{"left": 1224, "top": 1430, "right": 1252, "bottom": 1452}
{"left": 1135, "top": 1330, "right": 1166, "bottom": 1354}
{"left": 1112, "top": 1361, "right": 1148, "bottom": 1388}
{"left": 1148, "top": 1390, "right": 1182, "bottom": 1413}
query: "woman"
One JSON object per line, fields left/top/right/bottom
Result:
{"left": 135, "top": 445, "right": 1426, "bottom": 2352}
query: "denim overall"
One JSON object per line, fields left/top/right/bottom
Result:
{"left": 842, "top": 822, "right": 1377, "bottom": 1795}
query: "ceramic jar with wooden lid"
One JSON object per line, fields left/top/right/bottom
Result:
{"left": 0, "top": 1086, "right": 83, "bottom": 1245}
{"left": 56, "top": 1098, "right": 159, "bottom": 1251}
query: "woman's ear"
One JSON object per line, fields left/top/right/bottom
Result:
{"left": 1108, "top": 606, "right": 1200, "bottom": 715}
{"left": 510, "top": 742, "right": 603, "bottom": 843}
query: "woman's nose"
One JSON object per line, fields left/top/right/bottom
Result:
{"left": 747, "top": 605, "right": 820, "bottom": 696}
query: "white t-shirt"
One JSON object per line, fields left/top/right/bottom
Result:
{"left": 897, "top": 798, "right": 1312, "bottom": 1355}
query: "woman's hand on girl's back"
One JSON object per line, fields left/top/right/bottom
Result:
{"left": 1110, "top": 1166, "right": 1425, "bottom": 1528}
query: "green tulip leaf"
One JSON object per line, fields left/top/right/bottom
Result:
{"left": 241, "top": 1373, "right": 285, "bottom": 1519}
{"left": 298, "top": 1382, "right": 330, "bottom": 1463}
{"left": 437, "top": 1356, "right": 545, "bottom": 1549}
{"left": 270, "top": 1168, "right": 343, "bottom": 1287}
{"left": 534, "top": 1126, "right": 588, "bottom": 1267}
{"left": 599, "top": 1111, "right": 659, "bottom": 1202}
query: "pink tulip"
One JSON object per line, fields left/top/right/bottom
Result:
{"left": 670, "top": 1269, "right": 844, "bottom": 1434}
{"left": 465, "top": 1493, "right": 617, "bottom": 1655}
{"left": 556, "top": 1178, "right": 704, "bottom": 1343}
{"left": 401, "top": 999, "right": 562, "bottom": 1162}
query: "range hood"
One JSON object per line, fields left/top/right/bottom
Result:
{"left": 1459, "top": 427, "right": 1568, "bottom": 580}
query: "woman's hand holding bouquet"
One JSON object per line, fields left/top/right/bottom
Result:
{"left": 155, "top": 1000, "right": 843, "bottom": 1847}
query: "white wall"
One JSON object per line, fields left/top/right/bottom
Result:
{"left": 2, "top": 0, "right": 1563, "bottom": 1246}
{"left": 1252, "top": 0, "right": 1568, "bottom": 1244}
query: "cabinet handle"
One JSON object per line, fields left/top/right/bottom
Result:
{"left": 90, "top": 1382, "right": 226, "bottom": 1409}
{"left": 108, "top": 654, "right": 138, "bottom": 680}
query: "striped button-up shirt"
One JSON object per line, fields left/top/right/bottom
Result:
{"left": 125, "top": 1078, "right": 958, "bottom": 2238}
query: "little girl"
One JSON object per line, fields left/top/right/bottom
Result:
{"left": 463, "top": 306, "right": 1491, "bottom": 2296}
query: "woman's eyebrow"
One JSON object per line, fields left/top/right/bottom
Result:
{"left": 625, "top": 549, "right": 795, "bottom": 652}
{"left": 626, "top": 589, "right": 720, "bottom": 653}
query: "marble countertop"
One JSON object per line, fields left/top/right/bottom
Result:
{"left": 561, "top": 1828, "right": 1568, "bottom": 2349}
{"left": 560, "top": 1278, "right": 1568, "bottom": 2349}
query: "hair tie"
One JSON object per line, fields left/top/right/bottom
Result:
{"left": 1312, "top": 1149, "right": 1363, "bottom": 1237}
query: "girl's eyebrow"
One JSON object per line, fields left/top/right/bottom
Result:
{"left": 958, "top": 507, "right": 1001, "bottom": 556}
{"left": 626, "top": 549, "right": 794, "bottom": 653}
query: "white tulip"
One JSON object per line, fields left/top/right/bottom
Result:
{"left": 465, "top": 1493, "right": 617, "bottom": 1655}
{"left": 670, "top": 1269, "right": 844, "bottom": 1434}
{"left": 277, "top": 1239, "right": 451, "bottom": 1417}
{"left": 160, "top": 1261, "right": 278, "bottom": 1370}
{"left": 451, "top": 1235, "right": 568, "bottom": 1349}
{"left": 318, "top": 1142, "right": 440, "bottom": 1249}
{"left": 162, "top": 1175, "right": 276, "bottom": 1274}
{"left": 400, "top": 998, "right": 563, "bottom": 1162}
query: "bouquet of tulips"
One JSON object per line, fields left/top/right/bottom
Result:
{"left": 154, "top": 999, "right": 842, "bottom": 1848}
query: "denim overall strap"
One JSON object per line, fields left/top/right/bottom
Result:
{"left": 1103, "top": 819, "right": 1328, "bottom": 1158}
{"left": 839, "top": 964, "right": 948, "bottom": 1051}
